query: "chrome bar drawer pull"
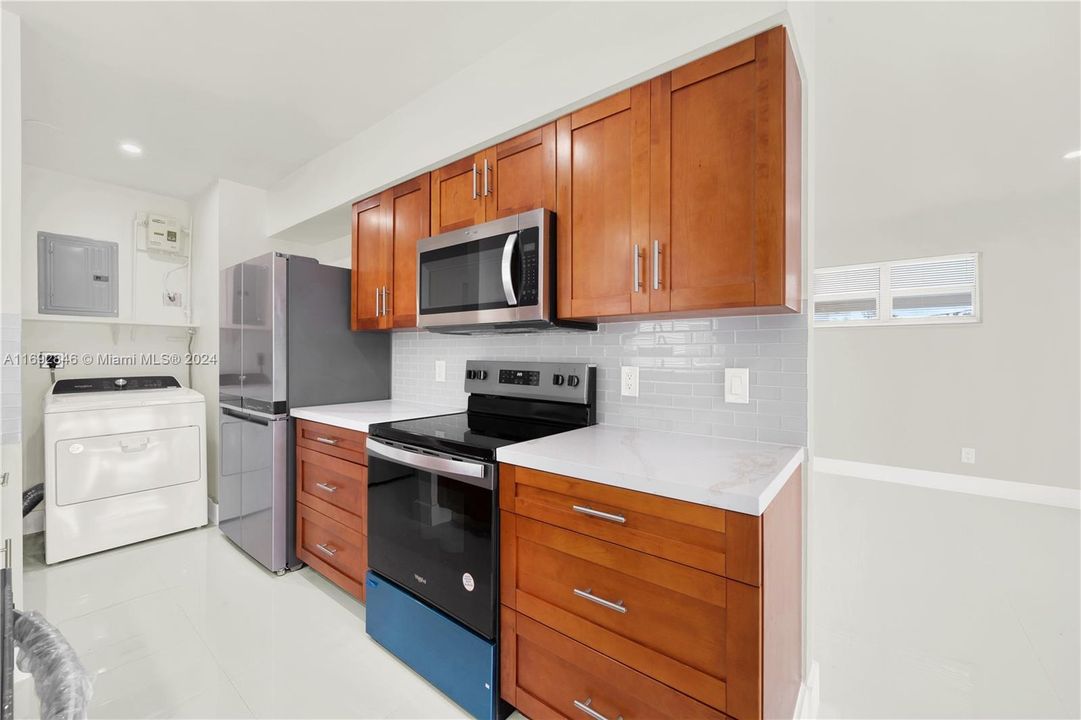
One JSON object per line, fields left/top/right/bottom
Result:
{"left": 315, "top": 543, "right": 337, "bottom": 557}
{"left": 572, "top": 504, "right": 626, "bottom": 524}
{"left": 574, "top": 697, "right": 622, "bottom": 720}
{"left": 573, "top": 587, "right": 627, "bottom": 614}
{"left": 472, "top": 162, "right": 478, "bottom": 199}
{"left": 315, "top": 436, "right": 339, "bottom": 445}
{"left": 315, "top": 482, "right": 338, "bottom": 493}
{"left": 374, "top": 287, "right": 381, "bottom": 317}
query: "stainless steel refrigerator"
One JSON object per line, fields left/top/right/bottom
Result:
{"left": 218, "top": 253, "right": 390, "bottom": 573}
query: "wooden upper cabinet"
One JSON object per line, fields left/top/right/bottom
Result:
{"left": 484, "top": 124, "right": 556, "bottom": 221}
{"left": 351, "top": 175, "right": 430, "bottom": 330}
{"left": 430, "top": 124, "right": 557, "bottom": 236}
{"left": 387, "top": 176, "right": 429, "bottom": 328}
{"left": 650, "top": 26, "right": 801, "bottom": 314}
{"left": 430, "top": 155, "right": 486, "bottom": 235}
{"left": 556, "top": 84, "right": 651, "bottom": 320}
{"left": 351, "top": 193, "right": 390, "bottom": 331}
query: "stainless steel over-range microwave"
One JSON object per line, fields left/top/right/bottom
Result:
{"left": 415, "top": 208, "right": 594, "bottom": 335}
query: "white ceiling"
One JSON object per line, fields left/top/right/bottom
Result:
{"left": 10, "top": 1, "right": 565, "bottom": 200}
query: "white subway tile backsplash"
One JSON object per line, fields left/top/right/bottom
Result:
{"left": 391, "top": 313, "right": 807, "bottom": 444}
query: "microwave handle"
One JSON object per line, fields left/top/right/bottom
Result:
{"left": 501, "top": 232, "right": 519, "bottom": 307}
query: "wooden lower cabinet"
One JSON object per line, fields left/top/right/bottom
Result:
{"left": 297, "top": 504, "right": 367, "bottom": 600}
{"left": 295, "top": 419, "right": 368, "bottom": 601}
{"left": 500, "top": 464, "right": 803, "bottom": 720}
{"left": 502, "top": 608, "right": 728, "bottom": 720}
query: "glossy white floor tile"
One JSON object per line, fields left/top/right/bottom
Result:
{"left": 16, "top": 528, "right": 484, "bottom": 719}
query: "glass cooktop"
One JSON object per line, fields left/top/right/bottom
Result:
{"left": 368, "top": 411, "right": 578, "bottom": 461}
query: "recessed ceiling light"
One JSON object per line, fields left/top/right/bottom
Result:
{"left": 1064, "top": 149, "right": 1081, "bottom": 160}
{"left": 119, "top": 142, "right": 143, "bottom": 156}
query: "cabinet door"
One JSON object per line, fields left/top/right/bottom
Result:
{"left": 430, "top": 154, "right": 485, "bottom": 234}
{"left": 556, "top": 85, "right": 650, "bottom": 319}
{"left": 351, "top": 194, "right": 391, "bottom": 330}
{"left": 651, "top": 27, "right": 799, "bottom": 314}
{"left": 387, "top": 175, "right": 430, "bottom": 329}
{"left": 482, "top": 123, "right": 555, "bottom": 221}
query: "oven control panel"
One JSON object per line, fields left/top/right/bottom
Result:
{"left": 464, "top": 360, "right": 594, "bottom": 404}
{"left": 498, "top": 369, "right": 539, "bottom": 386}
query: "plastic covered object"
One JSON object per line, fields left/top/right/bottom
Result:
{"left": 12, "top": 611, "right": 92, "bottom": 720}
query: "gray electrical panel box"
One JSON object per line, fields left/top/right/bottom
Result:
{"left": 37, "top": 232, "right": 119, "bottom": 317}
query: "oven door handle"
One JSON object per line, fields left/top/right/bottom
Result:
{"left": 501, "top": 232, "right": 518, "bottom": 307}
{"left": 366, "top": 439, "right": 493, "bottom": 489}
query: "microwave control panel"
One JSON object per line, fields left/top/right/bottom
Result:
{"left": 517, "top": 227, "right": 539, "bottom": 306}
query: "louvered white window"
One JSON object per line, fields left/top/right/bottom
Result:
{"left": 814, "top": 254, "right": 979, "bottom": 327}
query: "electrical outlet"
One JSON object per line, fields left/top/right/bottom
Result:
{"left": 163, "top": 291, "right": 183, "bottom": 307}
{"left": 620, "top": 366, "right": 639, "bottom": 397}
{"left": 40, "top": 352, "right": 64, "bottom": 369}
{"left": 961, "top": 447, "right": 976, "bottom": 464}
{"left": 435, "top": 360, "right": 446, "bottom": 383}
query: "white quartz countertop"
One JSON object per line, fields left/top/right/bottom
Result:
{"left": 290, "top": 400, "right": 459, "bottom": 433}
{"left": 496, "top": 425, "right": 804, "bottom": 516}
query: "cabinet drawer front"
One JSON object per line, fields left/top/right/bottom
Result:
{"left": 513, "top": 517, "right": 730, "bottom": 711}
{"left": 296, "top": 504, "right": 366, "bottom": 599}
{"left": 296, "top": 419, "right": 367, "bottom": 465}
{"left": 505, "top": 610, "right": 727, "bottom": 720}
{"left": 296, "top": 446, "right": 365, "bottom": 532}
{"left": 504, "top": 465, "right": 760, "bottom": 585}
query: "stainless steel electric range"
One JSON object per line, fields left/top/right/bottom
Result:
{"left": 364, "top": 360, "right": 596, "bottom": 720}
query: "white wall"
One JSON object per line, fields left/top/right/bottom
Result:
{"left": 190, "top": 181, "right": 220, "bottom": 501}
{"left": 266, "top": 2, "right": 791, "bottom": 240}
{"left": 0, "top": 8, "right": 24, "bottom": 606}
{"left": 809, "top": 3, "right": 1080, "bottom": 716}
{"left": 22, "top": 166, "right": 193, "bottom": 325}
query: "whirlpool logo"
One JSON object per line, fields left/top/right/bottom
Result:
{"left": 413, "top": 573, "right": 427, "bottom": 585}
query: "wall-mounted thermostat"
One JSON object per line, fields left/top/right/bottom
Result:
{"left": 146, "top": 213, "right": 188, "bottom": 256}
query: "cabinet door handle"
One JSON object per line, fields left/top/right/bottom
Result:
{"left": 574, "top": 698, "right": 622, "bottom": 720}
{"left": 632, "top": 245, "right": 641, "bottom": 293}
{"left": 483, "top": 158, "right": 491, "bottom": 197}
{"left": 573, "top": 587, "right": 627, "bottom": 614}
{"left": 315, "top": 482, "right": 338, "bottom": 493}
{"left": 374, "top": 287, "right": 381, "bottom": 317}
{"left": 653, "top": 240, "right": 661, "bottom": 290}
{"left": 471, "top": 162, "right": 478, "bottom": 200}
{"left": 572, "top": 504, "right": 626, "bottom": 524}
{"left": 383, "top": 286, "right": 389, "bottom": 316}
{"left": 316, "top": 543, "right": 337, "bottom": 557}
{"left": 315, "top": 436, "right": 339, "bottom": 445}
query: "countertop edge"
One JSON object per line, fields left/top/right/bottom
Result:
{"left": 289, "top": 408, "right": 372, "bottom": 432}
{"left": 497, "top": 442, "right": 806, "bottom": 517}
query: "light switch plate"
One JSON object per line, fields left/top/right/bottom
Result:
{"left": 620, "top": 366, "right": 639, "bottom": 397}
{"left": 435, "top": 360, "right": 446, "bottom": 383}
{"left": 724, "top": 368, "right": 750, "bottom": 404}
{"left": 961, "top": 447, "right": 976, "bottom": 464}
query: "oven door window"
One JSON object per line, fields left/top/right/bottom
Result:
{"left": 418, "top": 233, "right": 519, "bottom": 316}
{"left": 367, "top": 453, "right": 496, "bottom": 639}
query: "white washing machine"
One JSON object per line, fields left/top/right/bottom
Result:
{"left": 43, "top": 375, "right": 207, "bottom": 564}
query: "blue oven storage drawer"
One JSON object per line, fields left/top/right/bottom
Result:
{"left": 365, "top": 571, "right": 498, "bottom": 720}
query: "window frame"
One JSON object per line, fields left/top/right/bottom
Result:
{"left": 813, "top": 253, "right": 981, "bottom": 328}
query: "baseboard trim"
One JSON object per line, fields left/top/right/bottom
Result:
{"left": 814, "top": 457, "right": 1080, "bottom": 510}
{"left": 207, "top": 497, "right": 219, "bottom": 525}
{"left": 23, "top": 508, "right": 43, "bottom": 535}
